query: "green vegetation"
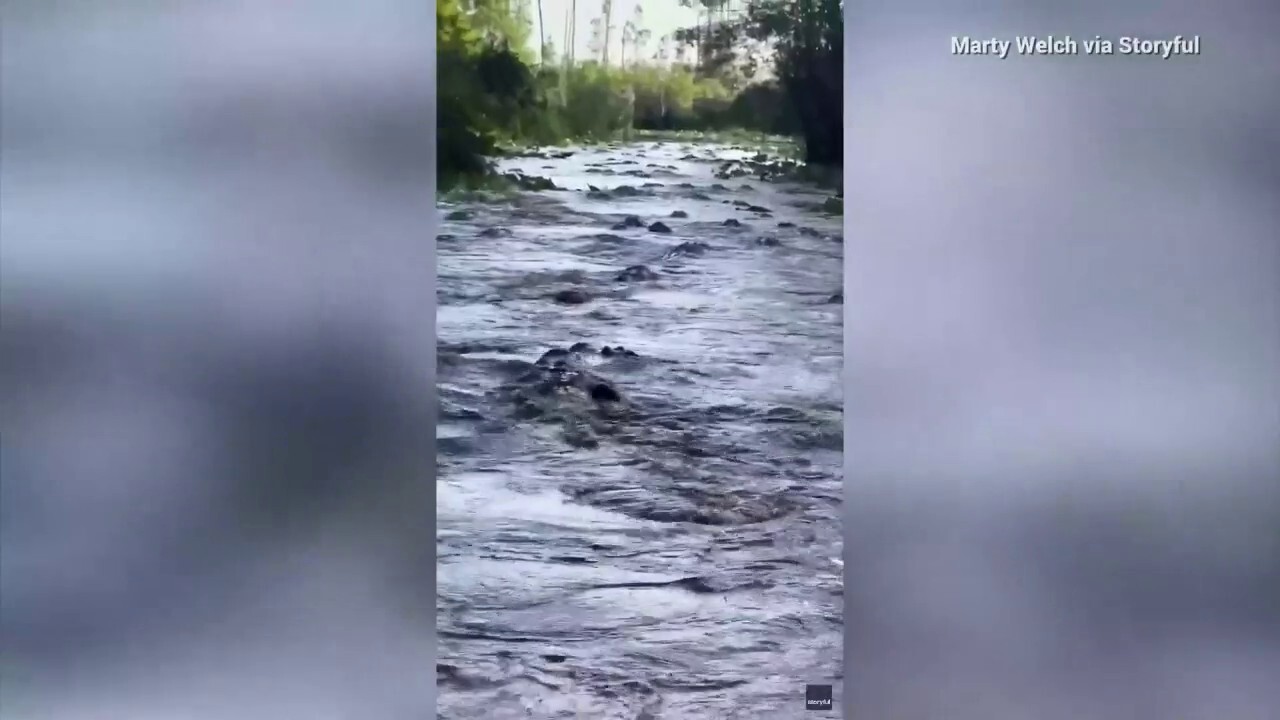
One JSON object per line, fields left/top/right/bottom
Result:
{"left": 437, "top": 0, "right": 843, "bottom": 188}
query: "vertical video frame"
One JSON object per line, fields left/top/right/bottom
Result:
{"left": 436, "top": 0, "right": 845, "bottom": 716}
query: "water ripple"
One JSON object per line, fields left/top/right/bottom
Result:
{"left": 437, "top": 140, "right": 842, "bottom": 719}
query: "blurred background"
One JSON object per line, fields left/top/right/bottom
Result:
{"left": 2, "top": 2, "right": 437, "bottom": 718}
{"left": 844, "top": 2, "right": 1280, "bottom": 719}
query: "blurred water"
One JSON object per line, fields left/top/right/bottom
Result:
{"left": 843, "top": 3, "right": 1280, "bottom": 719}
{"left": 2, "top": 4, "right": 436, "bottom": 719}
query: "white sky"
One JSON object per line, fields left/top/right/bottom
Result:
{"left": 526, "top": 0, "right": 703, "bottom": 63}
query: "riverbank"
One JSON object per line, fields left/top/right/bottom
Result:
{"left": 441, "top": 131, "right": 843, "bottom": 207}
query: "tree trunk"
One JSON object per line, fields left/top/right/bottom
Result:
{"left": 602, "top": 0, "right": 614, "bottom": 66}
{"left": 537, "top": 0, "right": 546, "bottom": 66}
{"left": 694, "top": 9, "right": 702, "bottom": 71}
{"left": 569, "top": 0, "right": 577, "bottom": 64}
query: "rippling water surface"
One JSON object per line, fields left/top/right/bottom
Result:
{"left": 436, "top": 141, "right": 844, "bottom": 719}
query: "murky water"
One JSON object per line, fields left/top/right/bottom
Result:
{"left": 436, "top": 141, "right": 843, "bottom": 719}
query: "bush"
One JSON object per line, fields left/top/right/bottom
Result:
{"left": 436, "top": 0, "right": 817, "bottom": 187}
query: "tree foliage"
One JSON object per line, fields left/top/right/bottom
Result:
{"left": 437, "top": 0, "right": 540, "bottom": 183}
{"left": 437, "top": 0, "right": 843, "bottom": 186}
{"left": 671, "top": 0, "right": 844, "bottom": 164}
{"left": 747, "top": 0, "right": 843, "bottom": 164}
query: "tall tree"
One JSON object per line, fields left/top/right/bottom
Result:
{"left": 588, "top": 16, "right": 604, "bottom": 61}
{"left": 624, "top": 3, "right": 650, "bottom": 69}
{"left": 536, "top": 0, "right": 546, "bottom": 65}
{"left": 620, "top": 3, "right": 641, "bottom": 68}
{"left": 601, "top": 0, "right": 615, "bottom": 66}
